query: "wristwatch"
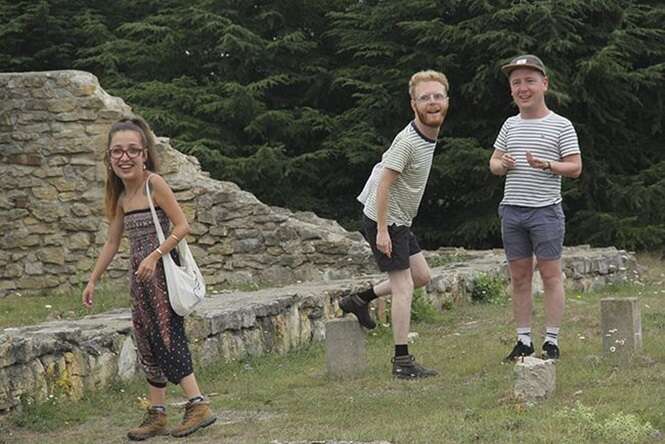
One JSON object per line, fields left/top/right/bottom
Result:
{"left": 543, "top": 161, "right": 552, "bottom": 171}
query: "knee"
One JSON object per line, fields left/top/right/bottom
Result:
{"left": 538, "top": 261, "right": 563, "bottom": 285}
{"left": 540, "top": 271, "right": 563, "bottom": 287}
{"left": 510, "top": 275, "right": 533, "bottom": 295}
{"left": 510, "top": 273, "right": 532, "bottom": 291}
{"left": 413, "top": 270, "right": 431, "bottom": 289}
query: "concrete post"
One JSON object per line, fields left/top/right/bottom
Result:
{"left": 600, "top": 297, "right": 642, "bottom": 360}
{"left": 325, "top": 317, "right": 367, "bottom": 378}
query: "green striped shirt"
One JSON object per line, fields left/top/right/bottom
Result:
{"left": 362, "top": 122, "right": 436, "bottom": 227}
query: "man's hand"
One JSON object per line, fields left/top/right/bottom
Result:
{"left": 376, "top": 230, "right": 392, "bottom": 258}
{"left": 500, "top": 152, "right": 517, "bottom": 170}
{"left": 526, "top": 151, "right": 549, "bottom": 170}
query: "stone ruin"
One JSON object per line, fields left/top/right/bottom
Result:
{"left": 0, "top": 70, "right": 375, "bottom": 297}
{"left": 0, "top": 70, "right": 642, "bottom": 413}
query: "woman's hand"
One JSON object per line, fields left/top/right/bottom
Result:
{"left": 135, "top": 251, "right": 160, "bottom": 282}
{"left": 134, "top": 250, "right": 161, "bottom": 282}
{"left": 82, "top": 282, "right": 95, "bottom": 308}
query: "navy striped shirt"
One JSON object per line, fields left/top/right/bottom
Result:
{"left": 494, "top": 112, "right": 580, "bottom": 207}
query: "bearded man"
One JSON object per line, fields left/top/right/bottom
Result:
{"left": 340, "top": 70, "right": 449, "bottom": 379}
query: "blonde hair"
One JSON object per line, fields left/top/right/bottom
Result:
{"left": 103, "top": 115, "right": 160, "bottom": 219}
{"left": 409, "top": 70, "right": 449, "bottom": 99}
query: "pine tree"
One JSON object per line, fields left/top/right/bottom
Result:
{"left": 1, "top": 0, "right": 664, "bottom": 250}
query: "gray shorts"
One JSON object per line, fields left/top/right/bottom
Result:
{"left": 499, "top": 203, "right": 565, "bottom": 262}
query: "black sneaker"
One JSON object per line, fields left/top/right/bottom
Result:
{"left": 391, "top": 354, "right": 438, "bottom": 379}
{"left": 542, "top": 342, "right": 560, "bottom": 360}
{"left": 339, "top": 294, "right": 376, "bottom": 329}
{"left": 503, "top": 341, "right": 535, "bottom": 362}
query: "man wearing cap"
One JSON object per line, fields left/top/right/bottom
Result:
{"left": 489, "top": 55, "right": 582, "bottom": 361}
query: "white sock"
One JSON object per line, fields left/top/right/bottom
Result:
{"left": 545, "top": 327, "right": 559, "bottom": 346}
{"left": 516, "top": 327, "right": 532, "bottom": 346}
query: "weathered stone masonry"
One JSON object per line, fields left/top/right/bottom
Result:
{"left": 0, "top": 246, "right": 636, "bottom": 412}
{"left": 0, "top": 70, "right": 640, "bottom": 413}
{"left": 0, "top": 70, "right": 375, "bottom": 297}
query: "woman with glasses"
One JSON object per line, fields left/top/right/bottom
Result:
{"left": 82, "top": 116, "right": 216, "bottom": 440}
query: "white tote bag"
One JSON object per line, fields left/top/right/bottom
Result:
{"left": 145, "top": 176, "right": 205, "bottom": 316}
{"left": 356, "top": 162, "right": 383, "bottom": 205}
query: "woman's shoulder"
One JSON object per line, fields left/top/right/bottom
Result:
{"left": 146, "top": 172, "right": 171, "bottom": 191}
{"left": 146, "top": 171, "right": 165, "bottom": 183}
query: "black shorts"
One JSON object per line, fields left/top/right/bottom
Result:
{"left": 361, "top": 214, "right": 421, "bottom": 272}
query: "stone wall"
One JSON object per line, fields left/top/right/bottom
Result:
{"left": 0, "top": 70, "right": 375, "bottom": 297}
{"left": 0, "top": 246, "right": 636, "bottom": 412}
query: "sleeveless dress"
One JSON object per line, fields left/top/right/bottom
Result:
{"left": 124, "top": 207, "right": 193, "bottom": 385}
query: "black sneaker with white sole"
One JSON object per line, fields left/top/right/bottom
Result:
{"left": 392, "top": 354, "right": 438, "bottom": 379}
{"left": 541, "top": 341, "right": 560, "bottom": 360}
{"left": 339, "top": 294, "right": 376, "bottom": 329}
{"left": 503, "top": 341, "right": 535, "bottom": 362}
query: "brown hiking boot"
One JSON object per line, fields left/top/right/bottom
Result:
{"left": 171, "top": 400, "right": 217, "bottom": 438}
{"left": 127, "top": 407, "right": 168, "bottom": 441}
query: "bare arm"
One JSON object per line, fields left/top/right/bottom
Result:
{"left": 134, "top": 174, "right": 192, "bottom": 282}
{"left": 551, "top": 153, "right": 582, "bottom": 178}
{"left": 489, "top": 149, "right": 515, "bottom": 176}
{"left": 375, "top": 167, "right": 400, "bottom": 257}
{"left": 82, "top": 208, "right": 124, "bottom": 307}
{"left": 150, "top": 174, "right": 191, "bottom": 254}
{"left": 526, "top": 152, "right": 582, "bottom": 178}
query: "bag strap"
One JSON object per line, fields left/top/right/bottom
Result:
{"left": 145, "top": 173, "right": 167, "bottom": 244}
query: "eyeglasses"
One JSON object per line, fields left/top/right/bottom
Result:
{"left": 415, "top": 93, "right": 448, "bottom": 103}
{"left": 109, "top": 146, "right": 145, "bottom": 160}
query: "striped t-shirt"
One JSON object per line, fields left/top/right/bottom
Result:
{"left": 494, "top": 111, "right": 580, "bottom": 207}
{"left": 362, "top": 121, "right": 436, "bottom": 227}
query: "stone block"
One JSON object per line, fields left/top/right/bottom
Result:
{"left": 325, "top": 317, "right": 367, "bottom": 378}
{"left": 601, "top": 297, "right": 642, "bottom": 360}
{"left": 117, "top": 336, "right": 138, "bottom": 381}
{"left": 514, "top": 356, "right": 556, "bottom": 402}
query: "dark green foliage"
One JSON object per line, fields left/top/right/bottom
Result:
{"left": 411, "top": 288, "right": 443, "bottom": 323}
{"left": 471, "top": 273, "right": 506, "bottom": 304}
{"left": 1, "top": 0, "right": 664, "bottom": 250}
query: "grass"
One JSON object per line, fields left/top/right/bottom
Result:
{"left": 3, "top": 254, "right": 665, "bottom": 443}
{"left": 0, "top": 283, "right": 130, "bottom": 329}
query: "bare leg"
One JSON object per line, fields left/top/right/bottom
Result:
{"left": 508, "top": 257, "right": 535, "bottom": 327}
{"left": 388, "top": 255, "right": 438, "bottom": 378}
{"left": 373, "top": 252, "right": 432, "bottom": 297}
{"left": 148, "top": 385, "right": 166, "bottom": 406}
{"left": 538, "top": 258, "right": 565, "bottom": 328}
{"left": 389, "top": 268, "right": 414, "bottom": 345}
{"left": 372, "top": 253, "right": 431, "bottom": 324}
{"left": 179, "top": 373, "right": 202, "bottom": 399}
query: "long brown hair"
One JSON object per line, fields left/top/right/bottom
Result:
{"left": 104, "top": 115, "right": 160, "bottom": 219}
